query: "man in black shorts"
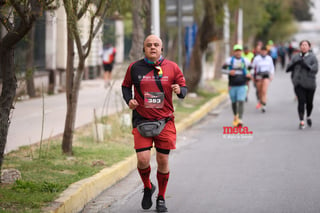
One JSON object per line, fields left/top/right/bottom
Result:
{"left": 102, "top": 43, "right": 116, "bottom": 87}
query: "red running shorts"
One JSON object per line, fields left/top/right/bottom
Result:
{"left": 132, "top": 120, "right": 176, "bottom": 150}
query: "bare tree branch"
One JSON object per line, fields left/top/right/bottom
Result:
{"left": 77, "top": 0, "right": 91, "bottom": 19}
{"left": 74, "top": 31, "right": 84, "bottom": 60}
{"left": 46, "top": 0, "right": 56, "bottom": 5}
{"left": 9, "top": 0, "right": 27, "bottom": 21}
{"left": 83, "top": 0, "right": 103, "bottom": 52}
{"left": 0, "top": 14, "right": 14, "bottom": 32}
{"left": 74, "top": 0, "right": 79, "bottom": 11}
{"left": 83, "top": 0, "right": 109, "bottom": 51}
{"left": 45, "top": 0, "right": 59, "bottom": 10}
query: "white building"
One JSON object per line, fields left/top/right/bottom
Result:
{"left": 0, "top": 3, "right": 124, "bottom": 95}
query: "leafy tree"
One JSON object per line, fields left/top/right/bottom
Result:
{"left": 61, "top": 0, "right": 111, "bottom": 154}
{"left": 182, "top": 0, "right": 301, "bottom": 91}
{"left": 238, "top": 0, "right": 270, "bottom": 46}
{"left": 0, "top": 0, "right": 57, "bottom": 177}
{"left": 291, "top": 0, "right": 313, "bottom": 21}
{"left": 255, "top": 0, "right": 296, "bottom": 42}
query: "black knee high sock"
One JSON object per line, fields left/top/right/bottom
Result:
{"left": 238, "top": 101, "right": 244, "bottom": 119}
{"left": 232, "top": 102, "right": 237, "bottom": 116}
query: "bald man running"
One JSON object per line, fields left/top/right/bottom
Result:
{"left": 122, "top": 35, "right": 187, "bottom": 212}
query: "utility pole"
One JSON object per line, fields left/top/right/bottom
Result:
{"left": 177, "top": 0, "right": 182, "bottom": 68}
{"left": 237, "top": 8, "right": 243, "bottom": 45}
{"left": 151, "top": 0, "right": 160, "bottom": 37}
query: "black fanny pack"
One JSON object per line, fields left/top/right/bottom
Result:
{"left": 137, "top": 117, "right": 170, "bottom": 137}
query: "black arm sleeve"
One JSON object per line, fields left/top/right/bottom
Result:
{"left": 122, "top": 86, "right": 132, "bottom": 105}
{"left": 177, "top": 86, "right": 187, "bottom": 99}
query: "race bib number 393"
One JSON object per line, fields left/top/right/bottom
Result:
{"left": 144, "top": 92, "right": 165, "bottom": 108}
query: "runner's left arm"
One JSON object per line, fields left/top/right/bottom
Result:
{"left": 174, "top": 64, "right": 187, "bottom": 99}
{"left": 177, "top": 86, "right": 187, "bottom": 99}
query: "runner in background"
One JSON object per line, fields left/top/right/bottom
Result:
{"left": 251, "top": 46, "right": 275, "bottom": 113}
{"left": 101, "top": 43, "right": 116, "bottom": 88}
{"left": 222, "top": 44, "right": 251, "bottom": 127}
{"left": 267, "top": 40, "right": 278, "bottom": 70}
{"left": 253, "top": 40, "right": 263, "bottom": 56}
{"left": 252, "top": 41, "right": 264, "bottom": 103}
{"left": 242, "top": 46, "right": 254, "bottom": 62}
{"left": 278, "top": 43, "right": 287, "bottom": 70}
{"left": 286, "top": 40, "right": 318, "bottom": 129}
{"left": 242, "top": 46, "right": 254, "bottom": 102}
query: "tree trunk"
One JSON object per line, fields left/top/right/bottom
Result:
{"left": 129, "top": 0, "right": 145, "bottom": 61}
{"left": 62, "top": 64, "right": 85, "bottom": 155}
{"left": 184, "top": 35, "right": 203, "bottom": 92}
{"left": 184, "top": 0, "right": 224, "bottom": 92}
{"left": 0, "top": 0, "right": 55, "bottom": 174}
{"left": 144, "top": 0, "right": 151, "bottom": 35}
{"left": 26, "top": 26, "right": 36, "bottom": 98}
{"left": 213, "top": 40, "right": 225, "bottom": 80}
{"left": 0, "top": 48, "right": 16, "bottom": 174}
{"left": 62, "top": 32, "right": 75, "bottom": 155}
{"left": 61, "top": 0, "right": 108, "bottom": 155}
{"left": 62, "top": 29, "right": 86, "bottom": 155}
{"left": 167, "top": 33, "right": 178, "bottom": 61}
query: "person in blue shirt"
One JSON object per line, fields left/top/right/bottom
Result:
{"left": 223, "top": 44, "right": 251, "bottom": 126}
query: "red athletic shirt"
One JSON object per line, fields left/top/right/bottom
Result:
{"left": 122, "top": 58, "right": 186, "bottom": 122}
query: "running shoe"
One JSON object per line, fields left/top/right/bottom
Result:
{"left": 141, "top": 182, "right": 156, "bottom": 210}
{"left": 256, "top": 102, "right": 261, "bottom": 109}
{"left": 238, "top": 120, "right": 243, "bottom": 127}
{"left": 299, "top": 121, "right": 305, "bottom": 130}
{"left": 261, "top": 106, "right": 266, "bottom": 113}
{"left": 233, "top": 118, "right": 239, "bottom": 127}
{"left": 156, "top": 196, "right": 168, "bottom": 212}
{"left": 307, "top": 118, "right": 312, "bottom": 127}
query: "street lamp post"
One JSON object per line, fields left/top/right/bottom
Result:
{"left": 151, "top": 0, "right": 160, "bottom": 37}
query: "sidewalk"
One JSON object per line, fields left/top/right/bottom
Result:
{"left": 6, "top": 64, "right": 128, "bottom": 154}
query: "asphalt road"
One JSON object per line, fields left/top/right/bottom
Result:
{"left": 81, "top": 67, "right": 320, "bottom": 213}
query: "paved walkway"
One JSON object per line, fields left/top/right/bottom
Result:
{"left": 6, "top": 64, "right": 128, "bottom": 153}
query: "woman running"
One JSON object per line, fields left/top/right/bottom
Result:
{"left": 252, "top": 46, "right": 275, "bottom": 113}
{"left": 286, "top": 40, "right": 318, "bottom": 129}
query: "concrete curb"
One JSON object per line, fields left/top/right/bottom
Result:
{"left": 48, "top": 92, "right": 228, "bottom": 213}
